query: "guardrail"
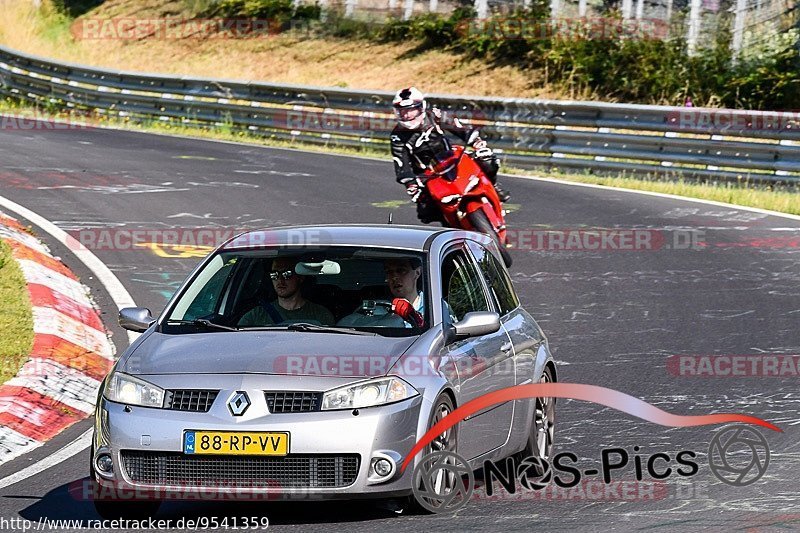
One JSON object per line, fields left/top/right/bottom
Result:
{"left": 1, "top": 44, "right": 799, "bottom": 185}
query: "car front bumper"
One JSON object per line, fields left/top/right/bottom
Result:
{"left": 92, "top": 393, "right": 426, "bottom": 501}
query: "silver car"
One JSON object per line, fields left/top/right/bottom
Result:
{"left": 91, "top": 225, "right": 557, "bottom": 517}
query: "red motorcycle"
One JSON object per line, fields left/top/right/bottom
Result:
{"left": 412, "top": 145, "right": 512, "bottom": 267}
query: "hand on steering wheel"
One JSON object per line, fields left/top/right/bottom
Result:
{"left": 391, "top": 298, "right": 424, "bottom": 328}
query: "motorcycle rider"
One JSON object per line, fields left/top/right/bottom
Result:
{"left": 390, "top": 86, "right": 510, "bottom": 224}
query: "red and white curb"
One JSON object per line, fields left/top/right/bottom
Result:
{"left": 0, "top": 211, "right": 115, "bottom": 465}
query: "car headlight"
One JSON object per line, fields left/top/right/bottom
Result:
{"left": 104, "top": 372, "right": 165, "bottom": 408}
{"left": 321, "top": 377, "right": 418, "bottom": 410}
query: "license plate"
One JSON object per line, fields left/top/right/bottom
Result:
{"left": 183, "top": 431, "right": 289, "bottom": 456}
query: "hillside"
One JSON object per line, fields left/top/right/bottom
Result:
{"left": 0, "top": 0, "right": 568, "bottom": 99}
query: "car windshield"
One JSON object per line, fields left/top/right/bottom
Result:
{"left": 161, "top": 247, "right": 429, "bottom": 337}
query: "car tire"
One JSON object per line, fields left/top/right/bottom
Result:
{"left": 404, "top": 392, "right": 461, "bottom": 514}
{"left": 515, "top": 365, "right": 556, "bottom": 470}
{"left": 467, "top": 209, "right": 513, "bottom": 267}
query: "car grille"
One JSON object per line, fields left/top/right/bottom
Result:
{"left": 264, "top": 391, "right": 321, "bottom": 413}
{"left": 121, "top": 451, "right": 360, "bottom": 488}
{"left": 164, "top": 390, "right": 219, "bottom": 412}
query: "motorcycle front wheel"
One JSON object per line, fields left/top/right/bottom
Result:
{"left": 467, "top": 209, "right": 513, "bottom": 267}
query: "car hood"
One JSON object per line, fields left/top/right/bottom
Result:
{"left": 120, "top": 330, "right": 418, "bottom": 377}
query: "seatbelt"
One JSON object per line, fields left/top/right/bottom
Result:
{"left": 260, "top": 300, "right": 284, "bottom": 324}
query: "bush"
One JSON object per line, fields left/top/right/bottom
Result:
{"left": 373, "top": 7, "right": 799, "bottom": 110}
{"left": 203, "top": 0, "right": 321, "bottom": 24}
{"left": 322, "top": 13, "right": 378, "bottom": 39}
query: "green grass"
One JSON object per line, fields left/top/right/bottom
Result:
{"left": 1, "top": 97, "right": 798, "bottom": 216}
{"left": 0, "top": 238, "right": 34, "bottom": 383}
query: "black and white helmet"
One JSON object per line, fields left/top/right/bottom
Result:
{"left": 392, "top": 87, "right": 426, "bottom": 129}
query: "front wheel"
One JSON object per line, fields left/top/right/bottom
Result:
{"left": 405, "top": 393, "right": 462, "bottom": 514}
{"left": 515, "top": 365, "right": 556, "bottom": 467}
{"left": 467, "top": 209, "right": 513, "bottom": 267}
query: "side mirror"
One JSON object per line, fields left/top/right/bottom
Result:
{"left": 446, "top": 311, "right": 501, "bottom": 343}
{"left": 119, "top": 307, "right": 155, "bottom": 333}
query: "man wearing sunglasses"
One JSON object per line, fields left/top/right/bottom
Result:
{"left": 239, "top": 256, "right": 334, "bottom": 327}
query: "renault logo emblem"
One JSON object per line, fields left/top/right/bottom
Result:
{"left": 227, "top": 391, "right": 250, "bottom": 416}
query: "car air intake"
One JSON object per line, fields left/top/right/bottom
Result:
{"left": 121, "top": 451, "right": 360, "bottom": 488}
{"left": 264, "top": 391, "right": 322, "bottom": 413}
{"left": 164, "top": 390, "right": 219, "bottom": 412}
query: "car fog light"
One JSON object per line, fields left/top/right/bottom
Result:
{"left": 96, "top": 454, "right": 113, "bottom": 474}
{"left": 374, "top": 458, "right": 393, "bottom": 477}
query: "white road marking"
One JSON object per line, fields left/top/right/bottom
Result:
{"left": 0, "top": 429, "right": 92, "bottom": 490}
{"left": 501, "top": 172, "right": 800, "bottom": 223}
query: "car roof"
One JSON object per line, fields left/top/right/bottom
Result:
{"left": 222, "top": 224, "right": 457, "bottom": 252}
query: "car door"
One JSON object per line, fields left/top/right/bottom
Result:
{"left": 467, "top": 239, "right": 545, "bottom": 387}
{"left": 438, "top": 244, "right": 515, "bottom": 461}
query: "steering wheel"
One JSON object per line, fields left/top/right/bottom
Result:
{"left": 355, "top": 299, "right": 393, "bottom": 316}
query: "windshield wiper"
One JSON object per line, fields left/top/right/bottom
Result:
{"left": 166, "top": 319, "right": 239, "bottom": 332}
{"left": 285, "top": 323, "right": 377, "bottom": 336}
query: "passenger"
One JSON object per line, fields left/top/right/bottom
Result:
{"left": 239, "top": 257, "right": 334, "bottom": 326}
{"left": 337, "top": 257, "right": 424, "bottom": 328}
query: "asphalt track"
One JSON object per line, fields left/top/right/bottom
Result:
{"left": 0, "top": 125, "right": 799, "bottom": 532}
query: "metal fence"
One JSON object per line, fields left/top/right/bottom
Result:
{"left": 1, "top": 44, "right": 798, "bottom": 184}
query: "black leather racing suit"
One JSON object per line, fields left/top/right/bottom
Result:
{"left": 390, "top": 107, "right": 500, "bottom": 224}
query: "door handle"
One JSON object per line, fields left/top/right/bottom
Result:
{"left": 501, "top": 342, "right": 513, "bottom": 353}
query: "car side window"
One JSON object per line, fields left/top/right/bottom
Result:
{"left": 441, "top": 248, "right": 489, "bottom": 322}
{"left": 179, "top": 256, "right": 239, "bottom": 320}
{"left": 467, "top": 240, "right": 520, "bottom": 316}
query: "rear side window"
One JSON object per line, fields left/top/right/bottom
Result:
{"left": 467, "top": 240, "right": 519, "bottom": 316}
{"left": 441, "top": 248, "right": 489, "bottom": 321}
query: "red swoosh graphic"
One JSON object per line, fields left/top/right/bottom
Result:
{"left": 400, "top": 383, "right": 781, "bottom": 473}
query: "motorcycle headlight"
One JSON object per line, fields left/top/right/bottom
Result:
{"left": 104, "top": 372, "right": 165, "bottom": 408}
{"left": 321, "top": 377, "right": 418, "bottom": 411}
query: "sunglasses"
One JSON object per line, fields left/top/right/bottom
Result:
{"left": 269, "top": 270, "right": 296, "bottom": 281}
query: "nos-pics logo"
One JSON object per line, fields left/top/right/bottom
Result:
{"left": 412, "top": 424, "right": 770, "bottom": 513}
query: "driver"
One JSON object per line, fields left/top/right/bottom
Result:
{"left": 337, "top": 257, "right": 424, "bottom": 328}
{"left": 238, "top": 256, "right": 334, "bottom": 326}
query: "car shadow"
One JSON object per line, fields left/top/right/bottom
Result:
{"left": 15, "top": 477, "right": 411, "bottom": 526}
